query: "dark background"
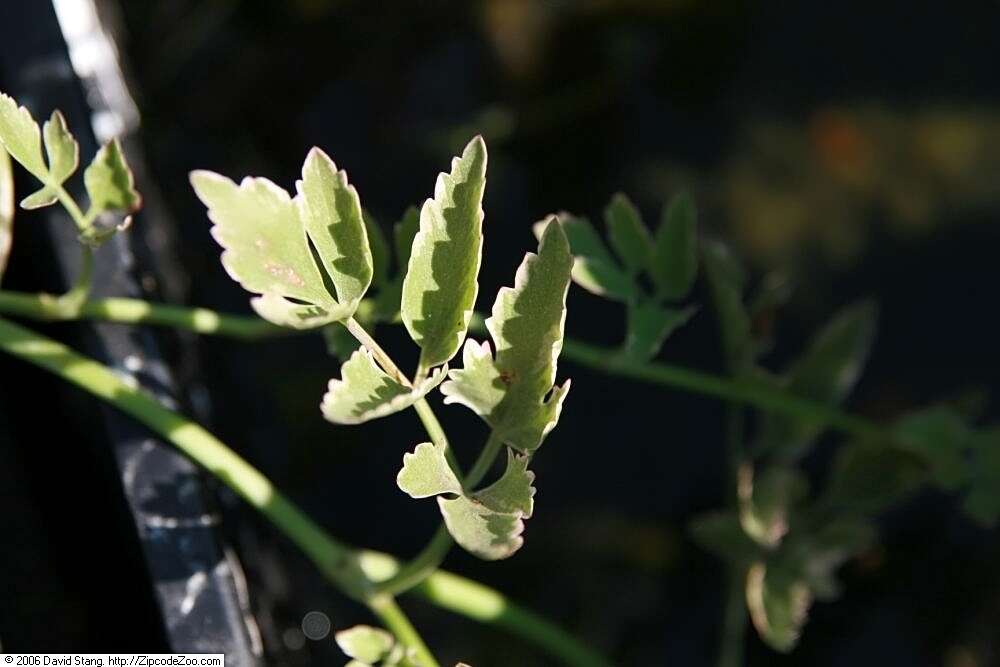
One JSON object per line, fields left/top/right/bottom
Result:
{"left": 3, "top": 1, "right": 1000, "bottom": 665}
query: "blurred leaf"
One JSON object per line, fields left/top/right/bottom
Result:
{"left": 651, "top": 191, "right": 698, "bottom": 300}
{"left": 604, "top": 192, "right": 652, "bottom": 275}
{"left": 442, "top": 218, "right": 573, "bottom": 453}
{"left": 791, "top": 519, "right": 874, "bottom": 601}
{"left": 746, "top": 563, "right": 811, "bottom": 653}
{"left": 534, "top": 213, "right": 635, "bottom": 302}
{"left": 438, "top": 494, "right": 524, "bottom": 561}
{"left": 0, "top": 92, "right": 46, "bottom": 179}
{"left": 0, "top": 147, "right": 12, "bottom": 284}
{"left": 738, "top": 465, "right": 808, "bottom": 548}
{"left": 401, "top": 136, "right": 487, "bottom": 371}
{"left": 84, "top": 139, "right": 142, "bottom": 215}
{"left": 823, "top": 440, "right": 926, "bottom": 515}
{"left": 335, "top": 625, "right": 394, "bottom": 664}
{"left": 321, "top": 348, "right": 446, "bottom": 425}
{"left": 393, "top": 205, "right": 420, "bottom": 272}
{"left": 363, "top": 210, "right": 390, "bottom": 288}
{"left": 689, "top": 511, "right": 763, "bottom": 568}
{"left": 962, "top": 428, "right": 1000, "bottom": 526}
{"left": 22, "top": 111, "right": 80, "bottom": 210}
{"left": 323, "top": 322, "right": 362, "bottom": 361}
{"left": 893, "top": 406, "right": 970, "bottom": 491}
{"left": 397, "top": 442, "right": 462, "bottom": 498}
{"left": 702, "top": 239, "right": 752, "bottom": 371}
{"left": 297, "top": 147, "right": 372, "bottom": 311}
{"left": 191, "top": 170, "right": 353, "bottom": 328}
{"left": 623, "top": 302, "right": 697, "bottom": 361}
{"left": 757, "top": 301, "right": 877, "bottom": 461}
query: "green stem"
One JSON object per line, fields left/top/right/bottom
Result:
{"left": 718, "top": 567, "right": 747, "bottom": 667}
{"left": 344, "top": 316, "right": 411, "bottom": 387}
{"left": 53, "top": 183, "right": 88, "bottom": 231}
{"left": 0, "top": 316, "right": 435, "bottom": 665}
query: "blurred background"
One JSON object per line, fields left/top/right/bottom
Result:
{"left": 3, "top": 1, "right": 1000, "bottom": 665}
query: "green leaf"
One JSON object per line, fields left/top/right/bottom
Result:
{"left": 84, "top": 139, "right": 142, "bottom": 215}
{"left": 393, "top": 205, "right": 420, "bottom": 272}
{"left": 442, "top": 217, "right": 573, "bottom": 453}
{"left": 322, "top": 348, "right": 446, "bottom": 425}
{"left": 401, "top": 136, "right": 487, "bottom": 371}
{"left": 790, "top": 519, "right": 873, "bottom": 601}
{"left": 438, "top": 495, "right": 525, "bottom": 561}
{"left": 757, "top": 301, "right": 877, "bottom": 461}
{"left": 823, "top": 441, "right": 926, "bottom": 515}
{"left": 335, "top": 625, "right": 395, "bottom": 664}
{"left": 622, "top": 302, "right": 697, "bottom": 361}
{"left": 535, "top": 213, "right": 634, "bottom": 301}
{"left": 21, "top": 111, "right": 80, "bottom": 210}
{"left": 473, "top": 449, "right": 535, "bottom": 517}
{"left": 0, "top": 147, "right": 12, "bottom": 284}
{"left": 297, "top": 148, "right": 373, "bottom": 310}
{"left": 0, "top": 92, "right": 46, "bottom": 179}
{"left": 363, "top": 210, "right": 390, "bottom": 288}
{"left": 191, "top": 165, "right": 353, "bottom": 328}
{"left": 397, "top": 442, "right": 462, "bottom": 498}
{"left": 604, "top": 192, "right": 652, "bottom": 274}
{"left": 746, "top": 563, "right": 811, "bottom": 653}
{"left": 964, "top": 428, "right": 1000, "bottom": 526}
{"left": 893, "top": 406, "right": 970, "bottom": 491}
{"left": 738, "top": 466, "right": 808, "bottom": 548}
{"left": 689, "top": 512, "right": 763, "bottom": 568}
{"left": 702, "top": 240, "right": 752, "bottom": 371}
{"left": 651, "top": 191, "right": 698, "bottom": 300}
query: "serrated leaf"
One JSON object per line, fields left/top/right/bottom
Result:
{"left": 651, "top": 191, "right": 698, "bottom": 300}
{"left": 473, "top": 449, "right": 535, "bottom": 517}
{"left": 363, "top": 210, "right": 390, "bottom": 288}
{"left": 746, "top": 563, "right": 811, "bottom": 653}
{"left": 84, "top": 139, "right": 142, "bottom": 215}
{"left": 702, "top": 240, "right": 752, "bottom": 371}
{"left": 442, "top": 218, "right": 573, "bottom": 453}
{"left": 623, "top": 302, "right": 697, "bottom": 361}
{"left": 192, "top": 171, "right": 350, "bottom": 326}
{"left": 335, "top": 625, "right": 395, "bottom": 664}
{"left": 0, "top": 92, "right": 46, "bottom": 179}
{"left": 401, "top": 136, "right": 487, "bottom": 370}
{"left": 43, "top": 110, "right": 78, "bottom": 185}
{"left": 397, "top": 442, "right": 462, "bottom": 498}
{"left": 689, "top": 511, "right": 763, "bottom": 568}
{"left": 297, "top": 148, "right": 372, "bottom": 310}
{"left": 534, "top": 213, "right": 634, "bottom": 301}
{"left": 604, "top": 192, "right": 652, "bottom": 274}
{"left": 438, "top": 495, "right": 525, "bottom": 560}
{"left": 0, "top": 147, "right": 13, "bottom": 284}
{"left": 322, "top": 348, "right": 446, "bottom": 425}
{"left": 757, "top": 301, "right": 877, "bottom": 461}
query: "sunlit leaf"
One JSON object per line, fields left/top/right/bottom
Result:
{"left": 473, "top": 449, "right": 535, "bottom": 517}
{"left": 335, "top": 625, "right": 394, "bottom": 664}
{"left": 297, "top": 147, "right": 372, "bottom": 311}
{"left": 21, "top": 111, "right": 80, "bottom": 210}
{"left": 322, "top": 348, "right": 446, "bottom": 425}
{"left": 442, "top": 218, "right": 573, "bottom": 453}
{"left": 0, "top": 92, "right": 46, "bottom": 179}
{"left": 401, "top": 136, "right": 487, "bottom": 371}
{"left": 746, "top": 562, "right": 811, "bottom": 653}
{"left": 651, "top": 191, "right": 698, "bottom": 300}
{"left": 623, "top": 302, "right": 697, "bottom": 361}
{"left": 397, "top": 442, "right": 462, "bottom": 498}
{"left": 604, "top": 192, "right": 651, "bottom": 274}
{"left": 702, "top": 239, "right": 752, "bottom": 371}
{"left": 438, "top": 495, "right": 525, "bottom": 561}
{"left": 84, "top": 139, "right": 141, "bottom": 215}
{"left": 535, "top": 213, "right": 634, "bottom": 301}
{"left": 0, "top": 147, "right": 12, "bottom": 284}
{"left": 757, "top": 301, "right": 877, "bottom": 461}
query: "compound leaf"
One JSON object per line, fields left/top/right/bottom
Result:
{"left": 442, "top": 218, "right": 573, "bottom": 453}
{"left": 623, "top": 302, "right": 697, "bottom": 361}
{"left": 335, "top": 625, "right": 394, "bottom": 664}
{"left": 0, "top": 92, "right": 46, "bottom": 179}
{"left": 322, "top": 348, "right": 446, "bottom": 425}
{"left": 473, "top": 450, "right": 535, "bottom": 517}
{"left": 84, "top": 139, "right": 141, "bottom": 215}
{"left": 297, "top": 147, "right": 372, "bottom": 310}
{"left": 438, "top": 495, "right": 525, "bottom": 560}
{"left": 401, "top": 136, "right": 487, "bottom": 371}
{"left": 757, "top": 301, "right": 878, "bottom": 461}
{"left": 397, "top": 442, "right": 462, "bottom": 498}
{"left": 0, "top": 147, "right": 12, "bottom": 284}
{"left": 604, "top": 192, "right": 651, "bottom": 274}
{"left": 651, "top": 191, "right": 698, "bottom": 300}
{"left": 22, "top": 111, "right": 80, "bottom": 210}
